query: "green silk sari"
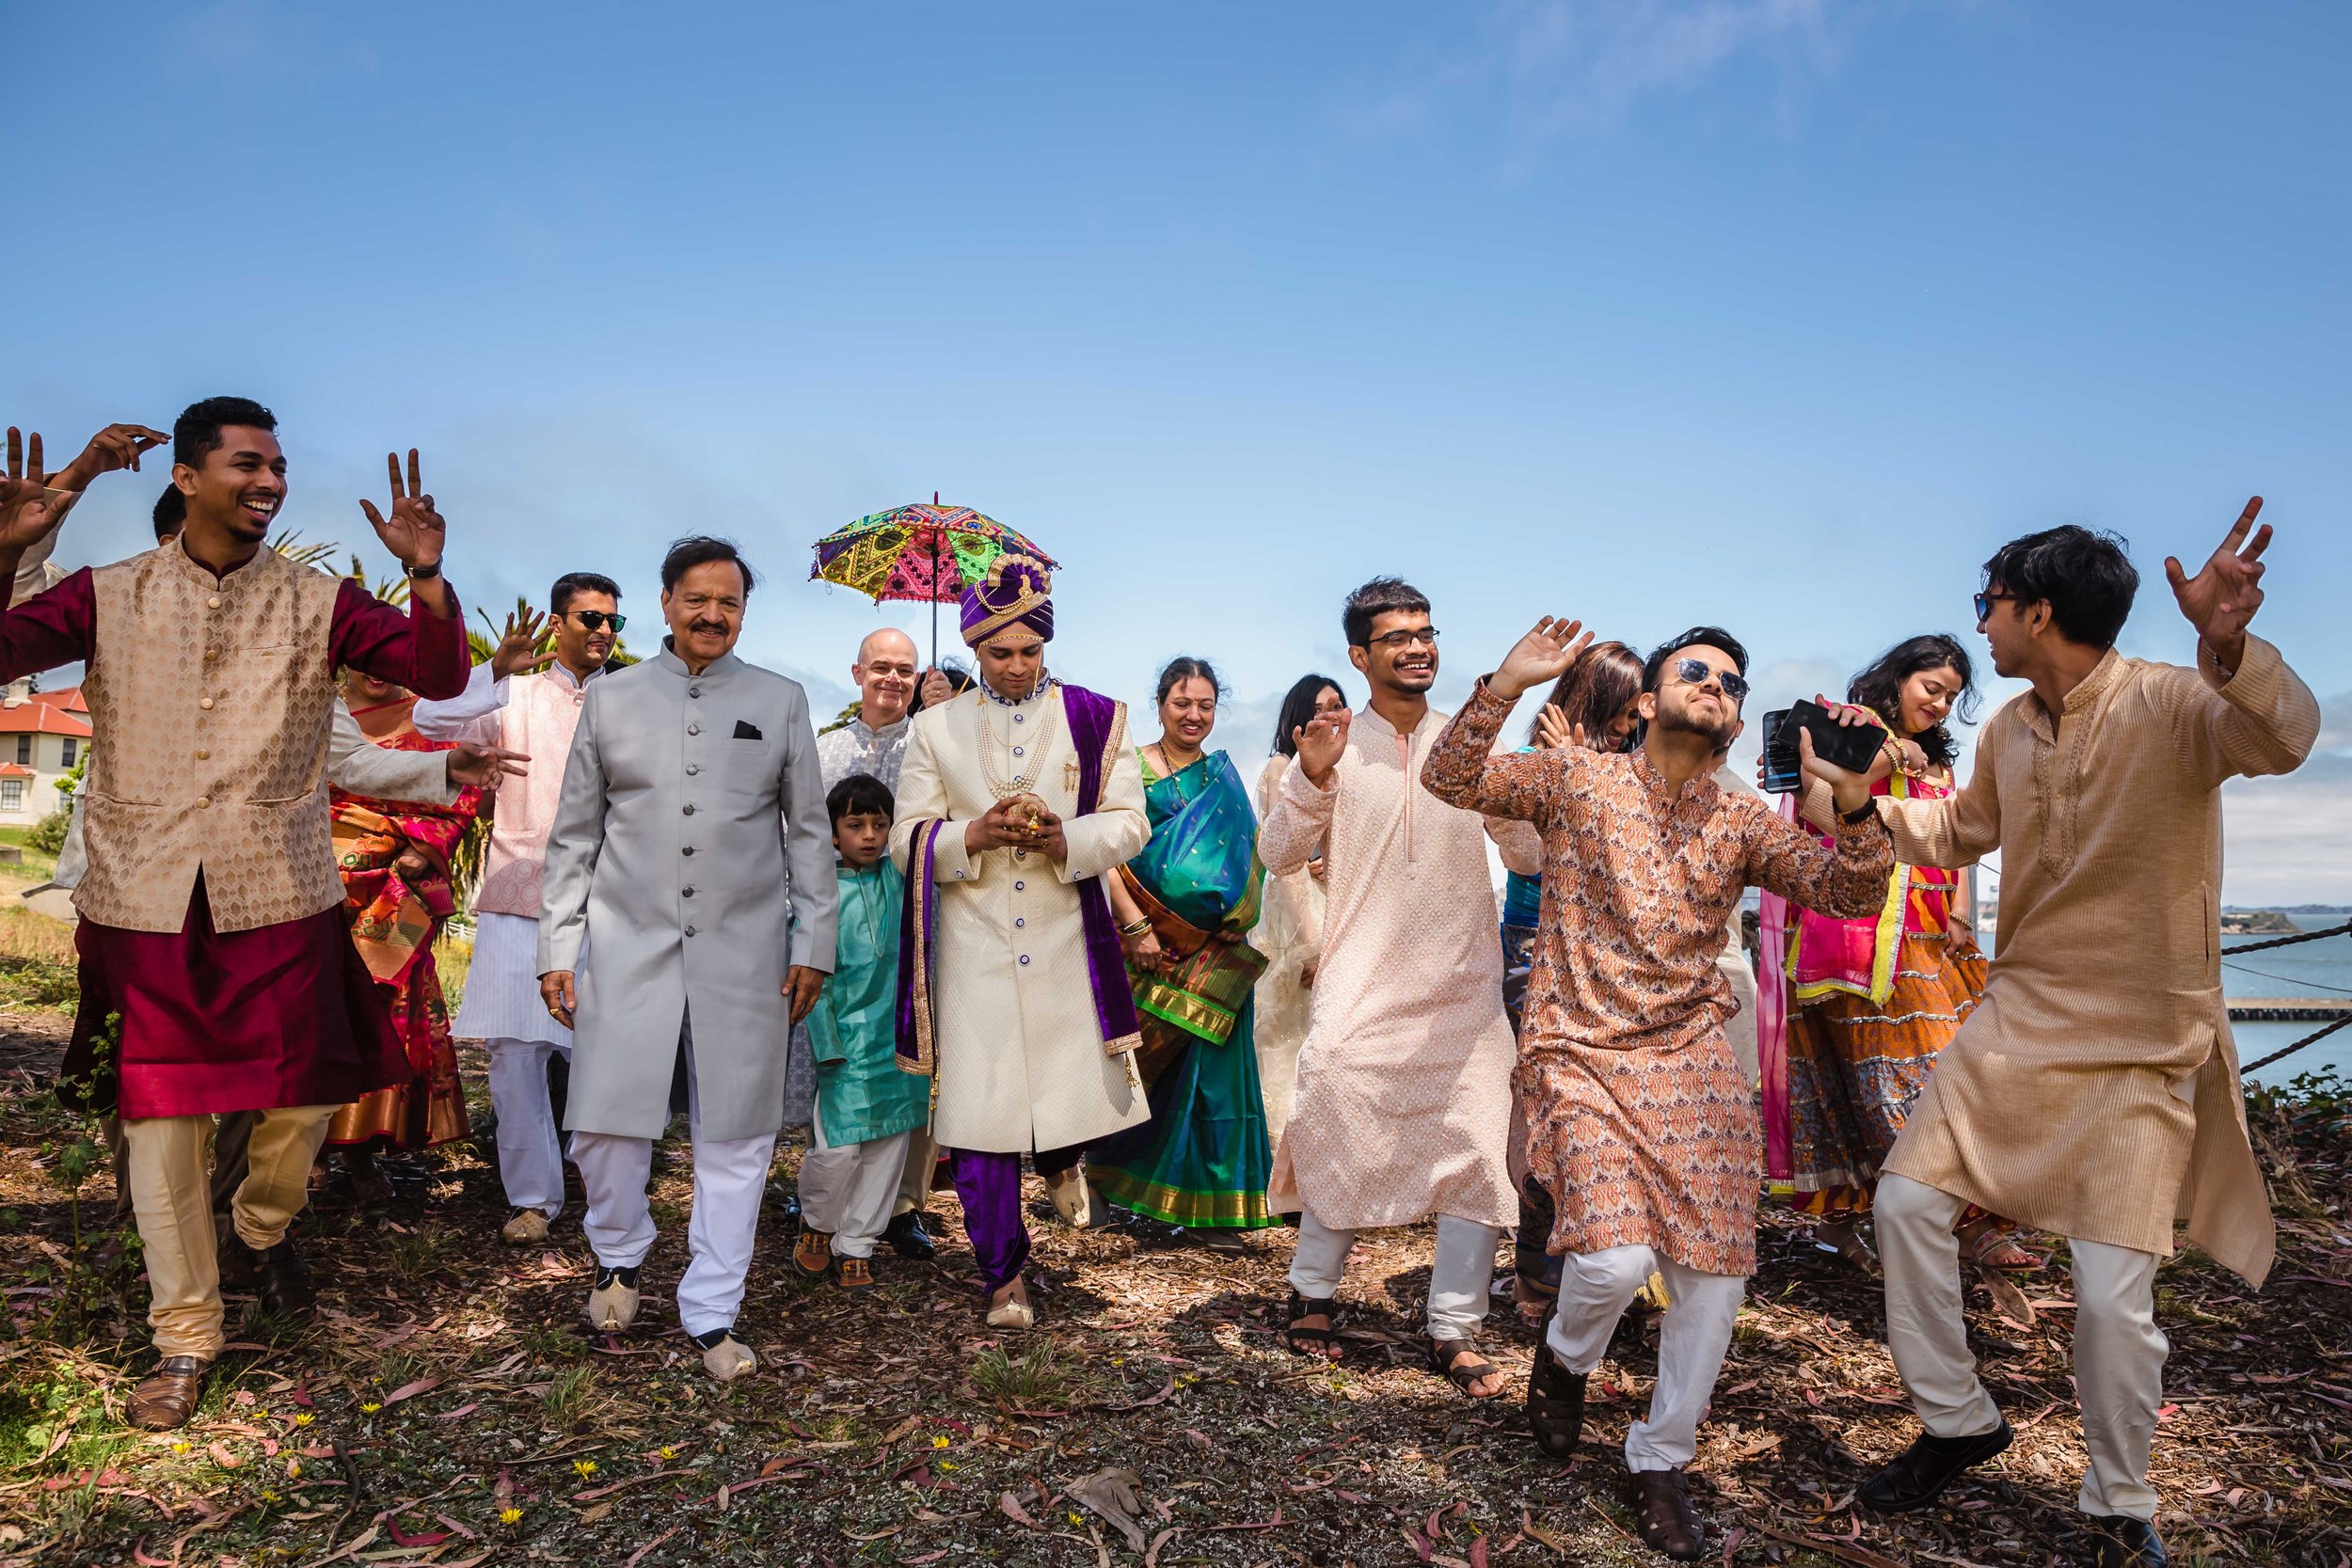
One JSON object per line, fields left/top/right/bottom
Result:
{"left": 1090, "top": 750, "right": 1279, "bottom": 1229}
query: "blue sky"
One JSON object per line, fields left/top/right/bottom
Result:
{"left": 10, "top": 1, "right": 2348, "bottom": 900}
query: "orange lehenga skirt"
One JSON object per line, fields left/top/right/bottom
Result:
{"left": 321, "top": 745, "right": 482, "bottom": 1153}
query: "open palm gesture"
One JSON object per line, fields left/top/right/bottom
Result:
{"left": 1493, "top": 616, "right": 1590, "bottom": 701}
{"left": 0, "top": 429, "right": 66, "bottom": 555}
{"left": 360, "top": 449, "right": 446, "bottom": 571}
{"left": 491, "top": 605, "right": 555, "bottom": 680}
{"left": 2165, "top": 497, "right": 2270, "bottom": 669}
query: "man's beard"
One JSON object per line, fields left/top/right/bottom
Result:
{"left": 1655, "top": 702, "right": 1739, "bottom": 750}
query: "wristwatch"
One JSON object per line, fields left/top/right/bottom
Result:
{"left": 1839, "top": 798, "right": 1880, "bottom": 826}
{"left": 406, "top": 560, "right": 443, "bottom": 580}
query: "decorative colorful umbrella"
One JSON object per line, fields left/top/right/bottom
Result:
{"left": 808, "top": 495, "right": 1058, "bottom": 664}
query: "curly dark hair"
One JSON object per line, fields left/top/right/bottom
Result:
{"left": 1846, "top": 633, "right": 1979, "bottom": 768}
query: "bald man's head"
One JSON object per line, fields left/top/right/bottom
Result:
{"left": 852, "top": 627, "right": 921, "bottom": 727}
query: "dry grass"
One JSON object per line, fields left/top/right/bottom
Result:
{"left": 0, "top": 1023, "right": 2345, "bottom": 1568}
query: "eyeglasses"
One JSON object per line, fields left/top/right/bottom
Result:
{"left": 1670, "top": 656, "right": 1749, "bottom": 702}
{"left": 567, "top": 610, "right": 627, "bottom": 633}
{"left": 1971, "top": 592, "right": 2015, "bottom": 623}
{"left": 1367, "top": 627, "right": 1440, "bottom": 651}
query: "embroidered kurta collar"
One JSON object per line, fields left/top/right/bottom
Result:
{"left": 1631, "top": 748, "right": 1721, "bottom": 811}
{"left": 2019, "top": 647, "right": 2123, "bottom": 742}
{"left": 850, "top": 712, "right": 911, "bottom": 741}
{"left": 978, "top": 673, "right": 1056, "bottom": 709}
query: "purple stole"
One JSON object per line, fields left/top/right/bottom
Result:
{"left": 896, "top": 682, "right": 1144, "bottom": 1080}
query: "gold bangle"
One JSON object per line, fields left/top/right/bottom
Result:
{"left": 1120, "top": 917, "right": 1152, "bottom": 937}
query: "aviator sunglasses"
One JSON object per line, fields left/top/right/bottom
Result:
{"left": 1671, "top": 656, "right": 1748, "bottom": 702}
{"left": 567, "top": 610, "right": 627, "bottom": 633}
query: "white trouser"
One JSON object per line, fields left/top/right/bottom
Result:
{"left": 801, "top": 1120, "right": 912, "bottom": 1260}
{"left": 894, "top": 1123, "right": 938, "bottom": 1219}
{"left": 1878, "top": 1174, "right": 2165, "bottom": 1520}
{"left": 1545, "top": 1243, "right": 1747, "bottom": 1473}
{"left": 1289, "top": 1211, "right": 1502, "bottom": 1341}
{"left": 571, "top": 1043, "right": 778, "bottom": 1338}
{"left": 487, "top": 1037, "right": 572, "bottom": 1218}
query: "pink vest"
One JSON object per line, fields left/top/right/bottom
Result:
{"left": 476, "top": 666, "right": 595, "bottom": 917}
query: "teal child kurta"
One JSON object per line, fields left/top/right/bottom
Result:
{"left": 808, "top": 859, "right": 930, "bottom": 1147}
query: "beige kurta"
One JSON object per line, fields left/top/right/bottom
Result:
{"left": 891, "top": 682, "right": 1152, "bottom": 1153}
{"left": 1258, "top": 704, "right": 1518, "bottom": 1231}
{"left": 1877, "top": 636, "right": 2318, "bottom": 1285}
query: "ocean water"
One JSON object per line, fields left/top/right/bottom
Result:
{"left": 2217, "top": 926, "right": 2352, "bottom": 1086}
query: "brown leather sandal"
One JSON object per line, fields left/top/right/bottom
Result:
{"left": 1629, "top": 1468, "right": 1706, "bottom": 1561}
{"left": 126, "top": 1355, "right": 212, "bottom": 1432}
{"left": 1427, "top": 1336, "right": 1505, "bottom": 1399}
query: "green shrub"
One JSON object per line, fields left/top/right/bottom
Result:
{"left": 24, "top": 810, "right": 69, "bottom": 857}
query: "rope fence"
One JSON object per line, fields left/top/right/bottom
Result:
{"left": 2219, "top": 918, "right": 2351, "bottom": 1075}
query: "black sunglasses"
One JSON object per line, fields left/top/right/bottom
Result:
{"left": 568, "top": 610, "right": 627, "bottom": 633}
{"left": 1671, "top": 655, "right": 1748, "bottom": 702}
{"left": 1972, "top": 592, "right": 2015, "bottom": 623}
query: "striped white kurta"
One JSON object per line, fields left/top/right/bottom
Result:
{"left": 890, "top": 682, "right": 1152, "bottom": 1153}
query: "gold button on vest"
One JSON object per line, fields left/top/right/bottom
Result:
{"left": 78, "top": 545, "right": 342, "bottom": 933}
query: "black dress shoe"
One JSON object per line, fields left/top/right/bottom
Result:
{"left": 1628, "top": 1469, "right": 1706, "bottom": 1561}
{"left": 2086, "top": 1515, "right": 2169, "bottom": 1567}
{"left": 1858, "top": 1419, "right": 2013, "bottom": 1513}
{"left": 882, "top": 1211, "right": 937, "bottom": 1260}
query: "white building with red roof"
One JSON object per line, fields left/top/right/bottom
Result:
{"left": 0, "top": 679, "right": 90, "bottom": 826}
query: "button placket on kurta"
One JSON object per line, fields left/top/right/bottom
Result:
{"left": 681, "top": 683, "right": 704, "bottom": 939}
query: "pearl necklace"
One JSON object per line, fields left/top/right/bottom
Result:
{"left": 977, "top": 683, "right": 1062, "bottom": 800}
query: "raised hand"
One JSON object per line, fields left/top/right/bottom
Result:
{"left": 447, "top": 743, "right": 529, "bottom": 789}
{"left": 919, "top": 667, "right": 956, "bottom": 708}
{"left": 1491, "top": 616, "right": 1590, "bottom": 701}
{"left": 359, "top": 449, "right": 447, "bottom": 571}
{"left": 1292, "top": 707, "right": 1352, "bottom": 787}
{"left": 1534, "top": 704, "right": 1595, "bottom": 752}
{"left": 491, "top": 606, "right": 554, "bottom": 681}
{"left": 2165, "top": 497, "right": 2269, "bottom": 672}
{"left": 0, "top": 429, "right": 67, "bottom": 555}
{"left": 57, "top": 422, "right": 169, "bottom": 485}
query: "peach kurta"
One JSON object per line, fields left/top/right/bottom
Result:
{"left": 1423, "top": 680, "right": 1894, "bottom": 1275}
{"left": 1257, "top": 704, "right": 1518, "bottom": 1232}
{"left": 1876, "top": 637, "right": 2318, "bottom": 1285}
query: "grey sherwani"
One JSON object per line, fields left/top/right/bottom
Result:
{"left": 538, "top": 645, "right": 837, "bottom": 1143}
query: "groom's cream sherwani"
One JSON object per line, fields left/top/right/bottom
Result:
{"left": 891, "top": 682, "right": 1152, "bottom": 1153}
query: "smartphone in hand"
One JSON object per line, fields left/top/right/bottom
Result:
{"left": 1761, "top": 700, "right": 1888, "bottom": 793}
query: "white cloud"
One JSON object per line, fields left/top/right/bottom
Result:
{"left": 2222, "top": 753, "right": 2352, "bottom": 909}
{"left": 1343, "top": 0, "right": 1880, "bottom": 155}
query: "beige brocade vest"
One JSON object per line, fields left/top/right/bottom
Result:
{"left": 77, "top": 545, "right": 345, "bottom": 934}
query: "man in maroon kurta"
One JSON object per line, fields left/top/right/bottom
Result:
{"left": 0, "top": 400, "right": 471, "bottom": 1429}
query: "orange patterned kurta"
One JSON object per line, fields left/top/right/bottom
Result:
{"left": 1423, "top": 680, "right": 1894, "bottom": 1275}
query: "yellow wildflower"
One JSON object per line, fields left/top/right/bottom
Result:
{"left": 658, "top": 1445, "right": 677, "bottom": 1461}
{"left": 573, "top": 1459, "right": 598, "bottom": 1478}
{"left": 359, "top": 1402, "right": 382, "bottom": 1415}
{"left": 500, "top": 1507, "right": 524, "bottom": 1526}
{"left": 938, "top": 1462, "right": 959, "bottom": 1473}
{"left": 171, "top": 1441, "right": 191, "bottom": 1454}
{"left": 931, "top": 1435, "right": 951, "bottom": 1449}
{"left": 1068, "top": 1512, "right": 1084, "bottom": 1527}
{"left": 293, "top": 1413, "right": 313, "bottom": 1427}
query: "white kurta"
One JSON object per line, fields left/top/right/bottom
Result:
{"left": 890, "top": 681, "right": 1152, "bottom": 1153}
{"left": 1257, "top": 704, "right": 1518, "bottom": 1232}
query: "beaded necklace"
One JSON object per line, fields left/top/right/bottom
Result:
{"left": 977, "top": 679, "right": 1062, "bottom": 800}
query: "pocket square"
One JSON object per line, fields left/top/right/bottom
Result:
{"left": 733, "top": 720, "right": 763, "bottom": 740}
